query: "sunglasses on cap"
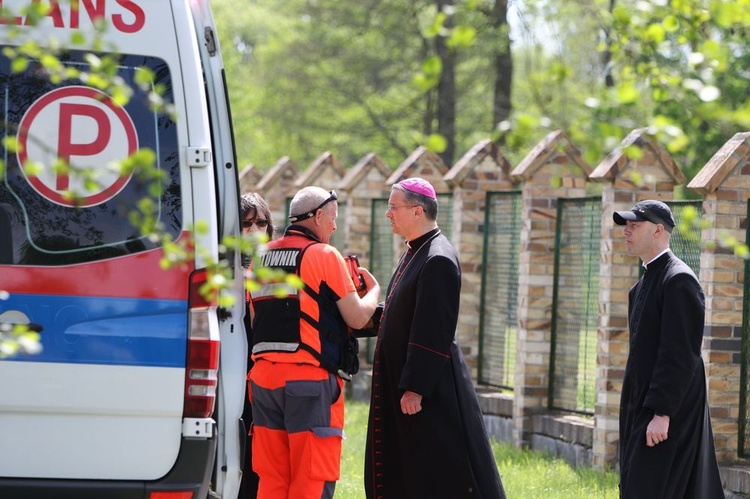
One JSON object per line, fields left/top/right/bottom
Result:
{"left": 288, "top": 190, "right": 338, "bottom": 223}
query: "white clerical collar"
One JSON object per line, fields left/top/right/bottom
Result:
{"left": 643, "top": 248, "right": 671, "bottom": 269}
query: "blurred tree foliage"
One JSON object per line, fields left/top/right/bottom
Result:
{"left": 3, "top": 0, "right": 750, "bottom": 359}
{"left": 215, "top": 0, "right": 510, "bottom": 169}
{"left": 514, "top": 0, "right": 750, "bottom": 184}
{"left": 216, "top": 0, "right": 750, "bottom": 184}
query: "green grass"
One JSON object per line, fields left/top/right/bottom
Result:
{"left": 336, "top": 397, "right": 368, "bottom": 498}
{"left": 491, "top": 439, "right": 620, "bottom": 499}
{"left": 336, "top": 399, "right": 619, "bottom": 498}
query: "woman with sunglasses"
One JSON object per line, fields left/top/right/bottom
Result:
{"left": 239, "top": 191, "right": 274, "bottom": 499}
{"left": 241, "top": 192, "right": 275, "bottom": 241}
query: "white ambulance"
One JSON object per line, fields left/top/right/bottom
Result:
{"left": 0, "top": 1, "right": 247, "bottom": 498}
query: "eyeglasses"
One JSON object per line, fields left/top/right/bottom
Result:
{"left": 242, "top": 219, "right": 269, "bottom": 229}
{"left": 387, "top": 204, "right": 416, "bottom": 212}
{"left": 289, "top": 190, "right": 338, "bottom": 222}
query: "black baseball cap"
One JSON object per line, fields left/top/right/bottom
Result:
{"left": 613, "top": 200, "right": 676, "bottom": 233}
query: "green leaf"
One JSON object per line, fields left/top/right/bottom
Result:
{"left": 27, "top": 1, "right": 50, "bottom": 18}
{"left": 217, "top": 292, "right": 236, "bottom": 308}
{"left": 628, "top": 171, "right": 644, "bottom": 186}
{"left": 644, "top": 23, "right": 665, "bottom": 44}
{"left": 0, "top": 339, "right": 19, "bottom": 357}
{"left": 425, "top": 134, "right": 447, "bottom": 153}
{"left": 413, "top": 56, "right": 442, "bottom": 92}
{"left": 623, "top": 145, "right": 643, "bottom": 159}
{"left": 652, "top": 86, "right": 669, "bottom": 102}
{"left": 666, "top": 134, "right": 689, "bottom": 153}
{"left": 426, "top": 12, "right": 446, "bottom": 38}
{"left": 712, "top": 2, "right": 736, "bottom": 29}
{"left": 110, "top": 85, "right": 132, "bottom": 107}
{"left": 40, "top": 53, "right": 61, "bottom": 71}
{"left": 133, "top": 148, "right": 157, "bottom": 167}
{"left": 422, "top": 55, "right": 442, "bottom": 78}
{"left": 612, "top": 5, "right": 632, "bottom": 26}
{"left": 447, "top": 25, "right": 476, "bottom": 49}
{"left": 735, "top": 244, "right": 750, "bottom": 259}
{"left": 134, "top": 66, "right": 155, "bottom": 87}
{"left": 701, "top": 39, "right": 729, "bottom": 72}
{"left": 70, "top": 32, "right": 87, "bottom": 45}
{"left": 10, "top": 56, "right": 28, "bottom": 73}
{"left": 195, "top": 219, "right": 209, "bottom": 234}
{"left": 3, "top": 136, "right": 20, "bottom": 153}
{"left": 549, "top": 63, "right": 571, "bottom": 84}
{"left": 412, "top": 74, "right": 431, "bottom": 92}
{"left": 23, "top": 160, "right": 43, "bottom": 177}
{"left": 616, "top": 82, "right": 639, "bottom": 104}
{"left": 662, "top": 15, "right": 679, "bottom": 32}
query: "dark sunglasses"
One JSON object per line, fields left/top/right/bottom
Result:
{"left": 288, "top": 190, "right": 338, "bottom": 223}
{"left": 242, "top": 218, "right": 269, "bottom": 229}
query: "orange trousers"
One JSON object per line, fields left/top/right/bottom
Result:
{"left": 248, "top": 359, "right": 345, "bottom": 499}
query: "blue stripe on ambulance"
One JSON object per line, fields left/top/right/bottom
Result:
{"left": 3, "top": 294, "right": 187, "bottom": 366}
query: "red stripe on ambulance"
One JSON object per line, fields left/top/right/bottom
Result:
{"left": 1, "top": 235, "right": 194, "bottom": 300}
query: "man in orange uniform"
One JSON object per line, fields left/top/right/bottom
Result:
{"left": 248, "top": 186, "right": 380, "bottom": 499}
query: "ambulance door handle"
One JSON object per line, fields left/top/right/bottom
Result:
{"left": 204, "top": 27, "right": 217, "bottom": 56}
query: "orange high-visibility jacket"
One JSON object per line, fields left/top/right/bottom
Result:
{"left": 251, "top": 226, "right": 357, "bottom": 376}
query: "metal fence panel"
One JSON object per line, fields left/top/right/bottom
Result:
{"left": 739, "top": 201, "right": 750, "bottom": 457}
{"left": 549, "top": 197, "right": 601, "bottom": 415}
{"left": 365, "top": 199, "right": 395, "bottom": 361}
{"left": 370, "top": 198, "right": 396, "bottom": 298}
{"left": 436, "top": 193, "right": 453, "bottom": 243}
{"left": 478, "top": 191, "right": 522, "bottom": 389}
{"left": 666, "top": 200, "right": 703, "bottom": 278}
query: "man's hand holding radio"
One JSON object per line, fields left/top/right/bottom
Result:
{"left": 357, "top": 267, "right": 378, "bottom": 298}
{"left": 345, "top": 255, "right": 376, "bottom": 298}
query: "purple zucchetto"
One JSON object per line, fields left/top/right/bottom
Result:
{"left": 398, "top": 177, "right": 437, "bottom": 200}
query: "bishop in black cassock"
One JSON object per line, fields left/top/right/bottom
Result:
{"left": 364, "top": 178, "right": 505, "bottom": 499}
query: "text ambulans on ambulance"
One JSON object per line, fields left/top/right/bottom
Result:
{"left": 0, "top": 1, "right": 247, "bottom": 497}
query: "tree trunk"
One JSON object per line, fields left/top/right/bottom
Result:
{"left": 435, "top": 0, "right": 457, "bottom": 166}
{"left": 491, "top": 0, "right": 512, "bottom": 143}
{"left": 602, "top": 0, "right": 616, "bottom": 87}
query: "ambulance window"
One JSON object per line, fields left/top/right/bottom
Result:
{"left": 0, "top": 48, "right": 181, "bottom": 266}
